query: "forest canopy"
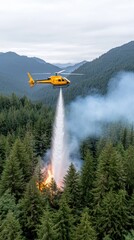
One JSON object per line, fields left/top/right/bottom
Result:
{"left": 0, "top": 94, "right": 134, "bottom": 240}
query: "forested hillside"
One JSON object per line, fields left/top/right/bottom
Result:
{"left": 0, "top": 42, "right": 134, "bottom": 106}
{"left": 0, "top": 52, "right": 61, "bottom": 96}
{"left": 0, "top": 94, "right": 134, "bottom": 240}
{"left": 0, "top": 52, "right": 86, "bottom": 100}
{"left": 36, "top": 41, "right": 134, "bottom": 105}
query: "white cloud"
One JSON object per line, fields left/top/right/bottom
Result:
{"left": 0, "top": 0, "right": 134, "bottom": 62}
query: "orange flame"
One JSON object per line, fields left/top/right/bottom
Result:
{"left": 44, "top": 169, "right": 53, "bottom": 186}
{"left": 37, "top": 165, "right": 54, "bottom": 191}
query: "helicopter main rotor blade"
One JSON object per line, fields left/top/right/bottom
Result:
{"left": 61, "top": 73, "right": 84, "bottom": 75}
{"left": 30, "top": 71, "right": 84, "bottom": 76}
{"left": 55, "top": 70, "right": 66, "bottom": 75}
{"left": 32, "top": 70, "right": 65, "bottom": 75}
{"left": 31, "top": 72, "right": 52, "bottom": 75}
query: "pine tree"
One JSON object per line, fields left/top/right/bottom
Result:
{"left": 125, "top": 145, "right": 134, "bottom": 195}
{"left": 0, "top": 135, "right": 8, "bottom": 175}
{"left": 102, "top": 236, "right": 112, "bottom": 240}
{"left": 37, "top": 208, "right": 56, "bottom": 240}
{"left": 34, "top": 117, "right": 49, "bottom": 156}
{"left": 63, "top": 163, "right": 81, "bottom": 216}
{"left": 116, "top": 142, "right": 125, "bottom": 158}
{"left": 95, "top": 190, "right": 129, "bottom": 239}
{"left": 121, "top": 127, "right": 130, "bottom": 150}
{"left": 0, "top": 190, "right": 17, "bottom": 220}
{"left": 81, "top": 149, "right": 95, "bottom": 207}
{"left": 23, "top": 132, "right": 38, "bottom": 173}
{"left": 124, "top": 230, "right": 134, "bottom": 240}
{"left": 0, "top": 148, "right": 24, "bottom": 200}
{"left": 93, "top": 143, "right": 126, "bottom": 205}
{"left": 0, "top": 211, "right": 23, "bottom": 240}
{"left": 35, "top": 160, "right": 45, "bottom": 191}
{"left": 74, "top": 208, "right": 97, "bottom": 240}
{"left": 128, "top": 193, "right": 134, "bottom": 229}
{"left": 0, "top": 137, "right": 34, "bottom": 200}
{"left": 11, "top": 138, "right": 33, "bottom": 182}
{"left": 47, "top": 178, "right": 62, "bottom": 209}
{"left": 55, "top": 196, "right": 74, "bottom": 240}
{"left": 35, "top": 164, "right": 62, "bottom": 209}
{"left": 18, "top": 177, "right": 43, "bottom": 240}
{"left": 130, "top": 126, "right": 134, "bottom": 146}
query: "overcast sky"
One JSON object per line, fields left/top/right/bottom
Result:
{"left": 0, "top": 0, "right": 134, "bottom": 63}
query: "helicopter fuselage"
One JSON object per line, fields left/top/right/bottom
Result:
{"left": 28, "top": 73, "right": 70, "bottom": 87}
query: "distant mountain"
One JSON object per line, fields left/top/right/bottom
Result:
{"left": 35, "top": 41, "right": 134, "bottom": 105}
{"left": 1, "top": 42, "right": 134, "bottom": 105}
{"left": 54, "top": 63, "right": 74, "bottom": 68}
{"left": 54, "top": 61, "right": 87, "bottom": 72}
{"left": 64, "top": 61, "right": 87, "bottom": 73}
{"left": 0, "top": 52, "right": 61, "bottom": 96}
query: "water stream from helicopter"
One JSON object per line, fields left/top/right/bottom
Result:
{"left": 51, "top": 88, "right": 69, "bottom": 187}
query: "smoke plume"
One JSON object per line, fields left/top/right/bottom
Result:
{"left": 67, "top": 71, "right": 134, "bottom": 155}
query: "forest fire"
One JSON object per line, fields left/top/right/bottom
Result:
{"left": 37, "top": 88, "right": 68, "bottom": 191}
{"left": 45, "top": 169, "right": 53, "bottom": 185}
{"left": 37, "top": 164, "right": 53, "bottom": 191}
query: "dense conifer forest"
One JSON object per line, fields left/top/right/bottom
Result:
{"left": 0, "top": 94, "right": 134, "bottom": 240}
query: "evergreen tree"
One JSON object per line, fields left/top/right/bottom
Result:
{"left": 47, "top": 178, "right": 62, "bottom": 209}
{"left": 130, "top": 126, "right": 134, "bottom": 146}
{"left": 11, "top": 138, "right": 33, "bottom": 182}
{"left": 121, "top": 127, "right": 130, "bottom": 150}
{"left": 0, "top": 211, "right": 23, "bottom": 240}
{"left": 81, "top": 149, "right": 95, "bottom": 207}
{"left": 23, "top": 132, "right": 38, "bottom": 172}
{"left": 96, "top": 138, "right": 107, "bottom": 157}
{"left": 125, "top": 145, "right": 134, "bottom": 195}
{"left": 74, "top": 208, "right": 97, "bottom": 240}
{"left": 95, "top": 190, "right": 129, "bottom": 240}
{"left": 37, "top": 208, "right": 56, "bottom": 240}
{"left": 35, "top": 165, "right": 61, "bottom": 209}
{"left": 34, "top": 117, "right": 49, "bottom": 156}
{"left": 0, "top": 147, "right": 24, "bottom": 200}
{"left": 93, "top": 143, "right": 126, "bottom": 205}
{"left": 19, "top": 177, "right": 43, "bottom": 240}
{"left": 128, "top": 193, "right": 134, "bottom": 229}
{"left": 63, "top": 163, "right": 81, "bottom": 216}
{"left": 35, "top": 160, "right": 45, "bottom": 191}
{"left": 55, "top": 196, "right": 73, "bottom": 240}
{"left": 0, "top": 190, "right": 17, "bottom": 220}
{"left": 102, "top": 236, "right": 112, "bottom": 240}
{"left": 0, "top": 135, "right": 8, "bottom": 175}
{"left": 124, "top": 230, "right": 134, "bottom": 240}
{"left": 116, "top": 142, "right": 125, "bottom": 158}
{"left": 0, "top": 137, "right": 34, "bottom": 200}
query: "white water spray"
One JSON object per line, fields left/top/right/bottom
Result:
{"left": 51, "top": 88, "right": 69, "bottom": 187}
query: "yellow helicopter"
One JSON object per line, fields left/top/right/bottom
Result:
{"left": 28, "top": 70, "right": 70, "bottom": 88}
{"left": 28, "top": 70, "right": 83, "bottom": 88}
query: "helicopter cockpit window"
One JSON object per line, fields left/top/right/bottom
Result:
{"left": 58, "top": 79, "right": 61, "bottom": 81}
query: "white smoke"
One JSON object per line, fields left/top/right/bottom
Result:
{"left": 67, "top": 71, "right": 134, "bottom": 156}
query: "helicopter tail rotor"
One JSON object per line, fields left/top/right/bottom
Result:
{"left": 28, "top": 72, "right": 35, "bottom": 87}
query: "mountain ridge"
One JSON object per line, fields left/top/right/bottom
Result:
{"left": 0, "top": 52, "right": 61, "bottom": 96}
{"left": 0, "top": 41, "right": 134, "bottom": 104}
{"left": 35, "top": 41, "right": 134, "bottom": 105}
